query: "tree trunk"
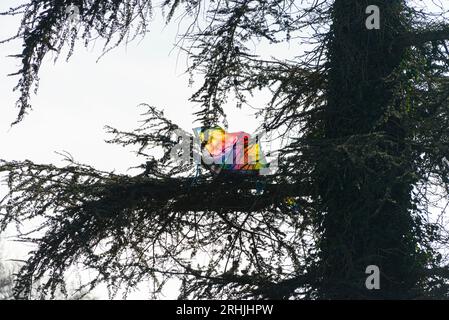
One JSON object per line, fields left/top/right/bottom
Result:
{"left": 315, "top": 0, "right": 423, "bottom": 299}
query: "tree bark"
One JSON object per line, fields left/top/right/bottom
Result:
{"left": 315, "top": 0, "right": 423, "bottom": 299}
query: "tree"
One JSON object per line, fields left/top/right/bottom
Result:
{"left": 0, "top": 248, "right": 14, "bottom": 300}
{"left": 1, "top": 0, "right": 449, "bottom": 299}
{"left": 0, "top": 239, "right": 96, "bottom": 300}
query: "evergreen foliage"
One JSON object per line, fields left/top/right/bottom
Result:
{"left": 1, "top": 0, "right": 449, "bottom": 299}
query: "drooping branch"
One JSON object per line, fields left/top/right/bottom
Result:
{"left": 0, "top": 156, "right": 315, "bottom": 299}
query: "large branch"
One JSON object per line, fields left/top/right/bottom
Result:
{"left": 399, "top": 25, "right": 449, "bottom": 47}
{"left": 94, "top": 176, "right": 312, "bottom": 213}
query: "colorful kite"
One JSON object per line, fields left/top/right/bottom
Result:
{"left": 193, "top": 126, "right": 269, "bottom": 175}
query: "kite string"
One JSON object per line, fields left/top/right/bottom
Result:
{"left": 189, "top": 163, "right": 201, "bottom": 187}
{"left": 255, "top": 179, "right": 266, "bottom": 195}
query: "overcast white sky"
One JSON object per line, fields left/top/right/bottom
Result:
{"left": 0, "top": 0, "right": 448, "bottom": 299}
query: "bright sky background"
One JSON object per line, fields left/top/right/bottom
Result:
{"left": 0, "top": 0, "right": 448, "bottom": 299}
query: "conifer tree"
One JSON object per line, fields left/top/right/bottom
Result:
{"left": 1, "top": 0, "right": 449, "bottom": 299}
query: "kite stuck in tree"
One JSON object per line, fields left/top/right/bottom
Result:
{"left": 193, "top": 127, "right": 270, "bottom": 176}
